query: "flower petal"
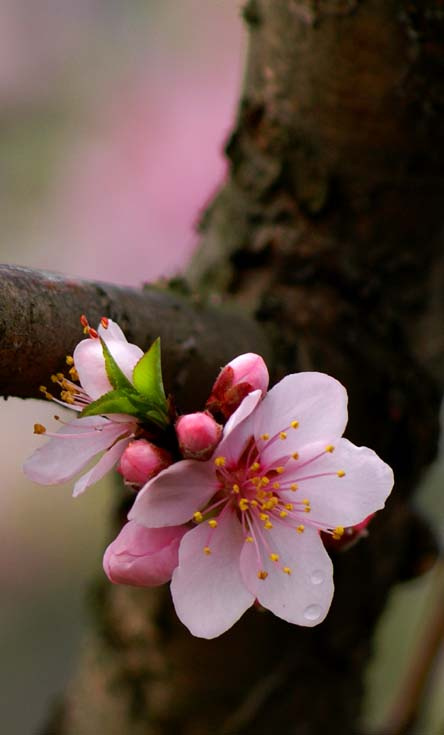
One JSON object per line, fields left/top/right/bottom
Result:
{"left": 240, "top": 524, "right": 334, "bottom": 627}
{"left": 74, "top": 329, "right": 143, "bottom": 400}
{"left": 23, "top": 417, "right": 129, "bottom": 485}
{"left": 216, "top": 390, "right": 262, "bottom": 464}
{"left": 253, "top": 373, "right": 348, "bottom": 464}
{"left": 128, "top": 459, "right": 216, "bottom": 527}
{"left": 103, "top": 521, "right": 187, "bottom": 587}
{"left": 282, "top": 437, "right": 394, "bottom": 529}
{"left": 72, "top": 435, "right": 131, "bottom": 497}
{"left": 170, "top": 509, "right": 254, "bottom": 638}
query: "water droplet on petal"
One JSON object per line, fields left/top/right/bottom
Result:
{"left": 304, "top": 604, "right": 322, "bottom": 621}
{"left": 311, "top": 570, "right": 324, "bottom": 585}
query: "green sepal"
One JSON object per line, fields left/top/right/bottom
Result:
{"left": 132, "top": 337, "right": 166, "bottom": 404}
{"left": 100, "top": 338, "right": 134, "bottom": 392}
{"left": 79, "top": 390, "right": 140, "bottom": 418}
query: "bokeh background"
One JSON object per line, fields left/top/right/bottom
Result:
{"left": 0, "top": 3, "right": 443, "bottom": 734}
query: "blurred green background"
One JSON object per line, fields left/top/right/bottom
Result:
{"left": 0, "top": 2, "right": 443, "bottom": 734}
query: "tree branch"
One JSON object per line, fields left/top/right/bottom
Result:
{"left": 0, "top": 265, "right": 271, "bottom": 409}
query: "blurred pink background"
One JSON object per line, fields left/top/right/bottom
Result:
{"left": 0, "top": 3, "right": 244, "bottom": 732}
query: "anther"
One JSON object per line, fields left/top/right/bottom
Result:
{"left": 259, "top": 513, "right": 269, "bottom": 521}
{"left": 33, "top": 423, "right": 46, "bottom": 434}
{"left": 279, "top": 432, "right": 287, "bottom": 440}
{"left": 325, "top": 444, "right": 335, "bottom": 453}
{"left": 232, "top": 483, "right": 240, "bottom": 494}
{"left": 204, "top": 546, "right": 211, "bottom": 555}
{"left": 257, "top": 570, "right": 268, "bottom": 580}
{"left": 296, "top": 525, "right": 305, "bottom": 533}
{"left": 69, "top": 367, "right": 79, "bottom": 381}
{"left": 285, "top": 503, "right": 293, "bottom": 510}
{"left": 245, "top": 536, "right": 254, "bottom": 543}
{"left": 264, "top": 521, "right": 273, "bottom": 530}
{"left": 292, "top": 452, "right": 299, "bottom": 460}
{"left": 208, "top": 519, "right": 218, "bottom": 528}
{"left": 65, "top": 355, "right": 74, "bottom": 366}
{"left": 214, "top": 456, "right": 226, "bottom": 467}
{"left": 88, "top": 327, "right": 98, "bottom": 339}
{"left": 290, "top": 483, "right": 298, "bottom": 492}
{"left": 261, "top": 476, "right": 270, "bottom": 486}
{"left": 291, "top": 420, "right": 299, "bottom": 429}
{"left": 100, "top": 317, "right": 109, "bottom": 328}
{"left": 193, "top": 511, "right": 203, "bottom": 523}
{"left": 276, "top": 466, "right": 285, "bottom": 474}
{"left": 250, "top": 462, "right": 260, "bottom": 472}
{"left": 273, "top": 482, "right": 280, "bottom": 490}
{"left": 239, "top": 498, "right": 249, "bottom": 511}
{"left": 269, "top": 553, "right": 279, "bottom": 562}
{"left": 280, "top": 510, "right": 288, "bottom": 518}
{"left": 283, "top": 566, "right": 292, "bottom": 575}
{"left": 260, "top": 433, "right": 270, "bottom": 441}
{"left": 337, "top": 470, "right": 346, "bottom": 477}
{"left": 332, "top": 526, "right": 344, "bottom": 540}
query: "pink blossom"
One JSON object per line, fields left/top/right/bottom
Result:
{"left": 24, "top": 318, "right": 143, "bottom": 496}
{"left": 206, "top": 353, "right": 269, "bottom": 418}
{"left": 103, "top": 521, "right": 188, "bottom": 587}
{"left": 176, "top": 412, "right": 222, "bottom": 460}
{"left": 118, "top": 439, "right": 173, "bottom": 487}
{"left": 129, "top": 372, "right": 394, "bottom": 639}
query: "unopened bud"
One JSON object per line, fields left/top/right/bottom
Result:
{"left": 206, "top": 353, "right": 269, "bottom": 418}
{"left": 176, "top": 412, "right": 222, "bottom": 460}
{"left": 117, "top": 439, "right": 173, "bottom": 487}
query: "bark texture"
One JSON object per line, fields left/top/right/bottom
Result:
{"left": 17, "top": 0, "right": 444, "bottom": 733}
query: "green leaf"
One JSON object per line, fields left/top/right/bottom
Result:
{"left": 80, "top": 390, "right": 140, "bottom": 418}
{"left": 100, "top": 338, "right": 134, "bottom": 392}
{"left": 132, "top": 337, "right": 166, "bottom": 404}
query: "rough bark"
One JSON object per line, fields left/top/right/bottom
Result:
{"left": 0, "top": 265, "right": 270, "bottom": 410}
{"left": 18, "top": 0, "right": 444, "bottom": 733}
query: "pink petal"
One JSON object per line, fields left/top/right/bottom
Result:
{"left": 240, "top": 524, "right": 334, "bottom": 626}
{"left": 74, "top": 331, "right": 143, "bottom": 400}
{"left": 128, "top": 459, "right": 216, "bottom": 527}
{"left": 170, "top": 509, "right": 254, "bottom": 638}
{"left": 23, "top": 417, "right": 129, "bottom": 485}
{"left": 72, "top": 435, "right": 131, "bottom": 497}
{"left": 103, "top": 521, "right": 187, "bottom": 587}
{"left": 216, "top": 390, "right": 262, "bottom": 464}
{"left": 282, "top": 437, "right": 394, "bottom": 529}
{"left": 253, "top": 373, "right": 348, "bottom": 464}
{"left": 98, "top": 319, "right": 127, "bottom": 343}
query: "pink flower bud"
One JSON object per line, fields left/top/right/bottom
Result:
{"left": 103, "top": 521, "right": 187, "bottom": 587}
{"left": 175, "top": 412, "right": 222, "bottom": 460}
{"left": 117, "top": 439, "right": 173, "bottom": 487}
{"left": 206, "top": 353, "right": 269, "bottom": 418}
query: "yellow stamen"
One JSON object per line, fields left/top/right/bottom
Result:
{"left": 60, "top": 391, "right": 74, "bottom": 404}
{"left": 239, "top": 498, "right": 250, "bottom": 511}
{"left": 325, "top": 444, "right": 335, "bottom": 453}
{"left": 302, "top": 498, "right": 310, "bottom": 505}
{"left": 273, "top": 482, "right": 280, "bottom": 490}
{"left": 275, "top": 466, "right": 285, "bottom": 474}
{"left": 259, "top": 513, "right": 269, "bottom": 521}
{"left": 193, "top": 511, "right": 203, "bottom": 523}
{"left": 290, "top": 483, "right": 298, "bottom": 492}
{"left": 280, "top": 510, "right": 288, "bottom": 518}
{"left": 285, "top": 503, "right": 294, "bottom": 510}
{"left": 264, "top": 521, "right": 273, "bottom": 530}
{"left": 208, "top": 519, "right": 218, "bottom": 528}
{"left": 304, "top": 505, "right": 311, "bottom": 513}
{"left": 250, "top": 462, "right": 260, "bottom": 472}
{"left": 214, "top": 456, "right": 226, "bottom": 467}
{"left": 292, "top": 452, "right": 299, "bottom": 460}
{"left": 297, "top": 524, "right": 305, "bottom": 533}
{"left": 269, "top": 553, "right": 279, "bottom": 562}
{"left": 279, "top": 432, "right": 287, "bottom": 440}
{"left": 261, "top": 476, "right": 270, "bottom": 486}
{"left": 65, "top": 355, "right": 74, "bottom": 366}
{"left": 251, "top": 476, "right": 260, "bottom": 486}
{"left": 291, "top": 420, "right": 299, "bottom": 429}
{"left": 260, "top": 433, "right": 270, "bottom": 441}
{"left": 283, "top": 566, "right": 292, "bottom": 575}
{"left": 337, "top": 470, "right": 346, "bottom": 478}
{"left": 33, "top": 423, "right": 46, "bottom": 434}
{"left": 232, "top": 483, "right": 240, "bottom": 494}
{"left": 203, "top": 546, "right": 211, "bottom": 555}
{"left": 332, "top": 526, "right": 344, "bottom": 540}
{"left": 50, "top": 374, "right": 59, "bottom": 383}
{"left": 257, "top": 570, "right": 268, "bottom": 580}
{"left": 69, "top": 367, "right": 79, "bottom": 382}
{"left": 245, "top": 536, "right": 254, "bottom": 543}
{"left": 251, "top": 499, "right": 258, "bottom": 507}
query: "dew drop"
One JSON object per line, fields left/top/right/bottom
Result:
{"left": 304, "top": 604, "right": 322, "bottom": 621}
{"left": 311, "top": 570, "right": 324, "bottom": 585}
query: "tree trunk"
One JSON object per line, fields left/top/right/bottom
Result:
{"left": 21, "top": 1, "right": 444, "bottom": 732}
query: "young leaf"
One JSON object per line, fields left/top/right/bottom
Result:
{"left": 100, "top": 338, "right": 135, "bottom": 392}
{"left": 80, "top": 390, "right": 139, "bottom": 419}
{"left": 132, "top": 338, "right": 167, "bottom": 404}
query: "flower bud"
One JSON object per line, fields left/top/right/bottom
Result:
{"left": 175, "top": 412, "right": 222, "bottom": 460}
{"left": 103, "top": 521, "right": 187, "bottom": 587}
{"left": 206, "top": 353, "right": 269, "bottom": 418}
{"left": 117, "top": 439, "right": 172, "bottom": 487}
